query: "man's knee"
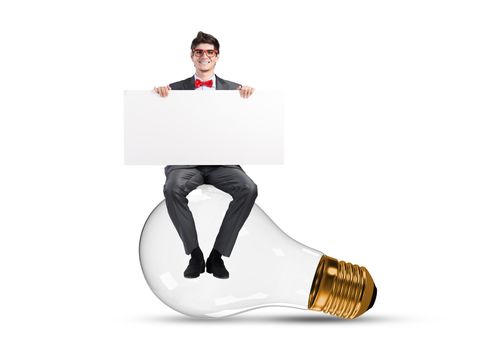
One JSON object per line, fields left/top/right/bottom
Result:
{"left": 247, "top": 182, "right": 258, "bottom": 199}
{"left": 234, "top": 181, "right": 258, "bottom": 200}
{"left": 163, "top": 182, "right": 187, "bottom": 201}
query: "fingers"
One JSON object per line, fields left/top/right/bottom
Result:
{"left": 153, "top": 85, "right": 171, "bottom": 97}
{"left": 239, "top": 86, "right": 255, "bottom": 99}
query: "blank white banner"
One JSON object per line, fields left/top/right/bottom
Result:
{"left": 124, "top": 91, "right": 284, "bottom": 165}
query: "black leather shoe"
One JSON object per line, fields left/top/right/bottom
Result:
{"left": 183, "top": 257, "right": 205, "bottom": 278}
{"left": 206, "top": 256, "right": 229, "bottom": 279}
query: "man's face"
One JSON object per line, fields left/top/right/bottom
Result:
{"left": 191, "top": 43, "right": 218, "bottom": 73}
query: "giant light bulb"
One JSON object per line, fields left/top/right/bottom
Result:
{"left": 139, "top": 185, "right": 377, "bottom": 319}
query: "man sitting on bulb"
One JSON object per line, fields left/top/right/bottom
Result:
{"left": 154, "top": 31, "right": 257, "bottom": 279}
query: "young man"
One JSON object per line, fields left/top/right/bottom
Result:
{"left": 153, "top": 32, "right": 257, "bottom": 279}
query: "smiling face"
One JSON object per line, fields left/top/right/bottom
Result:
{"left": 191, "top": 43, "right": 219, "bottom": 76}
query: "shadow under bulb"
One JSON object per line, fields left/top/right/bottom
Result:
{"left": 139, "top": 185, "right": 377, "bottom": 319}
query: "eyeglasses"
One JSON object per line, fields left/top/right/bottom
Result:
{"left": 192, "top": 49, "right": 218, "bottom": 58}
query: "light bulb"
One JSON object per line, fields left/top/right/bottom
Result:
{"left": 139, "top": 185, "right": 377, "bottom": 319}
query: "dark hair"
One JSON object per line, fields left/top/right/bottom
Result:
{"left": 191, "top": 31, "right": 220, "bottom": 53}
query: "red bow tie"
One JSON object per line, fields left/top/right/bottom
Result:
{"left": 195, "top": 79, "right": 213, "bottom": 88}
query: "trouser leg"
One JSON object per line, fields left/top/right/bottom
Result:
{"left": 163, "top": 168, "right": 204, "bottom": 255}
{"left": 205, "top": 167, "right": 258, "bottom": 257}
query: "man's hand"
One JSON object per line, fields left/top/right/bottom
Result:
{"left": 153, "top": 86, "right": 171, "bottom": 97}
{"left": 238, "top": 86, "right": 255, "bottom": 98}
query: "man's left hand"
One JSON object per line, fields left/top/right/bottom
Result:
{"left": 238, "top": 86, "right": 255, "bottom": 98}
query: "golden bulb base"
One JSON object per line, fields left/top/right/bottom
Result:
{"left": 308, "top": 255, "right": 377, "bottom": 319}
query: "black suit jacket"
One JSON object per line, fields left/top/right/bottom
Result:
{"left": 169, "top": 75, "right": 241, "bottom": 91}
{"left": 165, "top": 75, "right": 243, "bottom": 177}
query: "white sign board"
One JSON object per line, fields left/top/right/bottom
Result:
{"left": 124, "top": 91, "right": 284, "bottom": 165}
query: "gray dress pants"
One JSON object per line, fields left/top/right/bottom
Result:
{"left": 163, "top": 166, "right": 258, "bottom": 257}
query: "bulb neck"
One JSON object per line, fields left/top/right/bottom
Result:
{"left": 308, "top": 255, "right": 377, "bottom": 319}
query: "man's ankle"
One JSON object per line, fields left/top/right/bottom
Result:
{"left": 191, "top": 247, "right": 204, "bottom": 260}
{"left": 208, "top": 248, "right": 222, "bottom": 261}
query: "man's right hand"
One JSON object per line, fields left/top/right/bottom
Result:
{"left": 153, "top": 86, "right": 171, "bottom": 97}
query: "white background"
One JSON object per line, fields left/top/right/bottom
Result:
{"left": 1, "top": 0, "right": 499, "bottom": 349}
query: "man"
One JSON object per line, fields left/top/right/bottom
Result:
{"left": 154, "top": 31, "right": 257, "bottom": 279}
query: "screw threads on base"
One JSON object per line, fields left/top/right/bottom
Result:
{"left": 308, "top": 255, "right": 376, "bottom": 319}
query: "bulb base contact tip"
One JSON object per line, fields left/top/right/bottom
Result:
{"left": 308, "top": 255, "right": 377, "bottom": 319}
{"left": 368, "top": 284, "right": 377, "bottom": 311}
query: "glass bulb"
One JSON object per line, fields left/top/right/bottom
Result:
{"left": 139, "top": 185, "right": 377, "bottom": 318}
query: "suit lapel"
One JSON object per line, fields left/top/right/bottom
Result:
{"left": 215, "top": 75, "right": 226, "bottom": 90}
{"left": 183, "top": 76, "right": 196, "bottom": 90}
